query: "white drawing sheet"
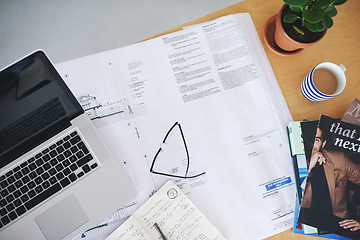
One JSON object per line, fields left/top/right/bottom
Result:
{"left": 56, "top": 13, "right": 296, "bottom": 240}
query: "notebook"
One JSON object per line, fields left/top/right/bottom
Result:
{"left": 0, "top": 50, "right": 136, "bottom": 240}
{"left": 106, "top": 180, "right": 226, "bottom": 239}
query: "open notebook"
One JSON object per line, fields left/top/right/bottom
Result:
{"left": 106, "top": 180, "right": 226, "bottom": 239}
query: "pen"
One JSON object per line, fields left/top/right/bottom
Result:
{"left": 153, "top": 222, "right": 167, "bottom": 240}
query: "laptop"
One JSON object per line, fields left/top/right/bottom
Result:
{"left": 0, "top": 50, "right": 136, "bottom": 240}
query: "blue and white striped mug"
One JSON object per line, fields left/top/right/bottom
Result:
{"left": 301, "top": 62, "right": 346, "bottom": 101}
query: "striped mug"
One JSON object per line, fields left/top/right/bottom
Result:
{"left": 301, "top": 62, "right": 346, "bottom": 101}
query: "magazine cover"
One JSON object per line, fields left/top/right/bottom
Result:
{"left": 342, "top": 98, "right": 360, "bottom": 125}
{"left": 298, "top": 115, "right": 360, "bottom": 239}
{"left": 301, "top": 121, "right": 319, "bottom": 167}
{"left": 287, "top": 121, "right": 318, "bottom": 201}
{"left": 290, "top": 120, "right": 348, "bottom": 239}
{"left": 295, "top": 120, "right": 351, "bottom": 239}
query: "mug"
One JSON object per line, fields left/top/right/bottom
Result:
{"left": 301, "top": 62, "right": 346, "bottom": 101}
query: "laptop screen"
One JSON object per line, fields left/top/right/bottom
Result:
{"left": 0, "top": 51, "right": 84, "bottom": 169}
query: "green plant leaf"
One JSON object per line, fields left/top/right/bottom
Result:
{"left": 325, "top": 5, "right": 334, "bottom": 12}
{"left": 293, "top": 26, "right": 305, "bottom": 35}
{"left": 283, "top": 13, "right": 300, "bottom": 23}
{"left": 305, "top": 22, "right": 326, "bottom": 32}
{"left": 333, "top": 0, "right": 347, "bottom": 5}
{"left": 314, "top": 0, "right": 331, "bottom": 9}
{"left": 322, "top": 15, "right": 333, "bottom": 29}
{"left": 283, "top": 0, "right": 310, "bottom": 7}
{"left": 305, "top": 0, "right": 313, "bottom": 6}
{"left": 303, "top": 8, "right": 325, "bottom": 23}
{"left": 325, "top": 7, "right": 337, "bottom": 17}
{"left": 304, "top": 22, "right": 319, "bottom": 32}
{"left": 289, "top": 5, "right": 302, "bottom": 12}
{"left": 317, "top": 24, "right": 326, "bottom": 32}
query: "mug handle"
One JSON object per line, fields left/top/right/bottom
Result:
{"left": 339, "top": 64, "right": 346, "bottom": 72}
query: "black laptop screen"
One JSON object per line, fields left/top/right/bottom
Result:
{"left": 0, "top": 51, "right": 83, "bottom": 168}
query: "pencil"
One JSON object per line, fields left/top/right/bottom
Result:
{"left": 153, "top": 222, "right": 167, "bottom": 240}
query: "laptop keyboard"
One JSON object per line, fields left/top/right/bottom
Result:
{"left": 0, "top": 130, "right": 99, "bottom": 229}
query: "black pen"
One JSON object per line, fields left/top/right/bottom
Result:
{"left": 153, "top": 222, "right": 167, "bottom": 240}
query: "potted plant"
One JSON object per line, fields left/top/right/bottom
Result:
{"left": 264, "top": 0, "right": 347, "bottom": 54}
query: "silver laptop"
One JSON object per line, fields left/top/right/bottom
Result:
{"left": 0, "top": 50, "right": 136, "bottom": 240}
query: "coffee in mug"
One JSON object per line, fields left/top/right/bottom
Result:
{"left": 301, "top": 62, "right": 346, "bottom": 101}
{"left": 312, "top": 68, "right": 338, "bottom": 95}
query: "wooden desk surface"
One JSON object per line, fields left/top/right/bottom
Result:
{"left": 146, "top": 0, "right": 360, "bottom": 239}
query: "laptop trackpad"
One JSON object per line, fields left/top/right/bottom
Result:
{"left": 35, "top": 194, "right": 89, "bottom": 240}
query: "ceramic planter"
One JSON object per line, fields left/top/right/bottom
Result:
{"left": 264, "top": 4, "right": 327, "bottom": 55}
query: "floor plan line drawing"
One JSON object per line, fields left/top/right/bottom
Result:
{"left": 77, "top": 94, "right": 129, "bottom": 120}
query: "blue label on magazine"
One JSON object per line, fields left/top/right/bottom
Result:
{"left": 265, "top": 177, "right": 292, "bottom": 191}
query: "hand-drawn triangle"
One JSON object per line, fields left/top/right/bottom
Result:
{"left": 150, "top": 122, "right": 205, "bottom": 179}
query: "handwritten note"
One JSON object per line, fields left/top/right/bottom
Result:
{"left": 106, "top": 181, "right": 226, "bottom": 240}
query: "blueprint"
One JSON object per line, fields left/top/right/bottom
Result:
{"left": 56, "top": 13, "right": 295, "bottom": 240}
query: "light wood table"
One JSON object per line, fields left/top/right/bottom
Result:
{"left": 146, "top": 0, "right": 360, "bottom": 239}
